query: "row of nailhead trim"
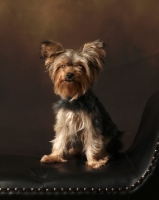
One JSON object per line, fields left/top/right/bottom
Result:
{"left": 0, "top": 187, "right": 132, "bottom": 193}
{"left": 0, "top": 140, "right": 158, "bottom": 194}
{"left": 129, "top": 140, "right": 159, "bottom": 191}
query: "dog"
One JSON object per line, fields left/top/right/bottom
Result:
{"left": 40, "top": 39, "right": 123, "bottom": 169}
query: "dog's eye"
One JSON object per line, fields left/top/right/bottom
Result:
{"left": 61, "top": 65, "right": 65, "bottom": 68}
{"left": 79, "top": 65, "right": 84, "bottom": 70}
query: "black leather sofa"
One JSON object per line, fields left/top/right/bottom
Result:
{"left": 0, "top": 92, "right": 159, "bottom": 200}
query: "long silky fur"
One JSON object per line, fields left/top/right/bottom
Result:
{"left": 53, "top": 89, "right": 123, "bottom": 155}
{"left": 40, "top": 39, "right": 123, "bottom": 168}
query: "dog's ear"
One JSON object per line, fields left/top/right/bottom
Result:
{"left": 40, "top": 40, "right": 65, "bottom": 68}
{"left": 81, "top": 39, "right": 106, "bottom": 74}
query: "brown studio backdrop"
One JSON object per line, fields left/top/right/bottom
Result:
{"left": 0, "top": 0, "right": 159, "bottom": 156}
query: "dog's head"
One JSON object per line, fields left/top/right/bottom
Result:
{"left": 41, "top": 40, "right": 106, "bottom": 100}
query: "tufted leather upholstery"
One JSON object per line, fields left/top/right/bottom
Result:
{"left": 0, "top": 92, "right": 159, "bottom": 200}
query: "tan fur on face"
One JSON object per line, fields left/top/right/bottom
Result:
{"left": 51, "top": 53, "right": 91, "bottom": 100}
{"left": 53, "top": 68, "right": 84, "bottom": 100}
{"left": 40, "top": 40, "right": 106, "bottom": 100}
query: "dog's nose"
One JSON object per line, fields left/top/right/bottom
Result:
{"left": 66, "top": 72, "right": 74, "bottom": 79}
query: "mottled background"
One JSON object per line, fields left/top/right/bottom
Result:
{"left": 0, "top": 0, "right": 159, "bottom": 157}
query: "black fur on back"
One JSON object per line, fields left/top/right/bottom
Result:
{"left": 53, "top": 90, "right": 123, "bottom": 155}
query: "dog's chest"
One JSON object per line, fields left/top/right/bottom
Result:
{"left": 55, "top": 109, "right": 92, "bottom": 135}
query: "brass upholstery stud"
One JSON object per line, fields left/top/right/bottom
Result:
{"left": 147, "top": 169, "right": 150, "bottom": 173}
{"left": 76, "top": 188, "right": 80, "bottom": 192}
{"left": 148, "top": 167, "right": 152, "bottom": 172}
{"left": 119, "top": 188, "right": 123, "bottom": 192}
{"left": 150, "top": 163, "right": 154, "bottom": 167}
{"left": 46, "top": 188, "right": 49, "bottom": 192}
{"left": 131, "top": 185, "right": 135, "bottom": 189}
{"left": 137, "top": 180, "right": 141, "bottom": 184}
{"left": 53, "top": 188, "right": 57, "bottom": 192}
{"left": 83, "top": 188, "right": 87, "bottom": 192}
{"left": 69, "top": 188, "right": 72, "bottom": 192}
{"left": 98, "top": 188, "right": 102, "bottom": 192}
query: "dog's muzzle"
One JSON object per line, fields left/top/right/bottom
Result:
{"left": 66, "top": 72, "right": 74, "bottom": 81}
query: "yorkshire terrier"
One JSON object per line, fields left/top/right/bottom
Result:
{"left": 40, "top": 39, "right": 123, "bottom": 169}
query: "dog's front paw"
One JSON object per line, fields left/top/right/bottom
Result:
{"left": 40, "top": 154, "right": 67, "bottom": 163}
{"left": 86, "top": 157, "right": 109, "bottom": 169}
